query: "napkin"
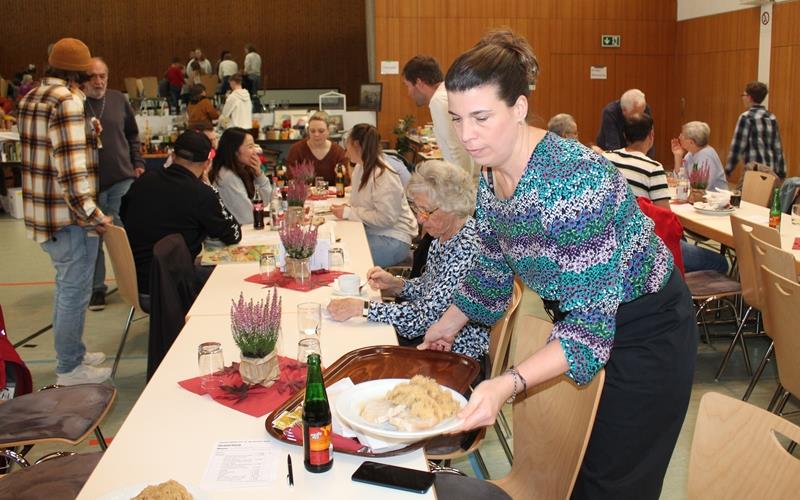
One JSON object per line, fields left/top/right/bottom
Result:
{"left": 178, "top": 357, "right": 307, "bottom": 417}
{"left": 793, "top": 237, "right": 800, "bottom": 250}
{"left": 244, "top": 270, "right": 352, "bottom": 292}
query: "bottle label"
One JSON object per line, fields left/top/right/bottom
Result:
{"left": 307, "top": 423, "right": 332, "bottom": 465}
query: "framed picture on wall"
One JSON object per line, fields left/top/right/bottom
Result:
{"left": 359, "top": 83, "right": 382, "bottom": 111}
{"left": 319, "top": 91, "right": 346, "bottom": 113}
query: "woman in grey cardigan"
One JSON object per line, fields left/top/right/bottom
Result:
{"left": 208, "top": 127, "right": 272, "bottom": 224}
{"left": 331, "top": 124, "right": 417, "bottom": 267}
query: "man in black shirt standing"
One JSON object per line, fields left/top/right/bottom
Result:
{"left": 121, "top": 130, "right": 241, "bottom": 295}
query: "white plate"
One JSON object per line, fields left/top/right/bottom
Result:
{"left": 693, "top": 202, "right": 735, "bottom": 216}
{"left": 96, "top": 482, "right": 209, "bottom": 500}
{"left": 334, "top": 378, "right": 466, "bottom": 443}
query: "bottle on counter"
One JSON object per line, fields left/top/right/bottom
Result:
{"left": 769, "top": 187, "right": 782, "bottom": 230}
{"left": 252, "top": 189, "right": 265, "bottom": 230}
{"left": 335, "top": 163, "right": 345, "bottom": 198}
{"left": 270, "top": 185, "right": 282, "bottom": 229}
{"left": 302, "top": 353, "right": 333, "bottom": 473}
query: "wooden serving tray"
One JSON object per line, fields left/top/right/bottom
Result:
{"left": 264, "top": 345, "right": 479, "bottom": 457}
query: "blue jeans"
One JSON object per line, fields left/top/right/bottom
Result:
{"left": 366, "top": 233, "right": 411, "bottom": 268}
{"left": 681, "top": 240, "right": 729, "bottom": 274}
{"left": 93, "top": 178, "right": 134, "bottom": 293}
{"left": 41, "top": 225, "right": 100, "bottom": 373}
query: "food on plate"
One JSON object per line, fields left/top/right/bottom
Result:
{"left": 360, "top": 375, "right": 460, "bottom": 432}
{"left": 131, "top": 479, "right": 193, "bottom": 500}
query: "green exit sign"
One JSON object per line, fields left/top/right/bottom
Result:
{"left": 601, "top": 35, "right": 621, "bottom": 48}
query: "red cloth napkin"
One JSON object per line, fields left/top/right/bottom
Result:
{"left": 307, "top": 193, "right": 335, "bottom": 201}
{"left": 284, "top": 424, "right": 365, "bottom": 453}
{"left": 244, "top": 270, "right": 351, "bottom": 291}
{"left": 178, "top": 356, "right": 307, "bottom": 417}
{"left": 794, "top": 237, "right": 800, "bottom": 250}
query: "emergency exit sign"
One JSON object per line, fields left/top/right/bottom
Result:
{"left": 601, "top": 35, "right": 621, "bottom": 48}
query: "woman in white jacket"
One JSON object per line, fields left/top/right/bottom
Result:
{"left": 209, "top": 127, "right": 271, "bottom": 224}
{"left": 220, "top": 74, "right": 252, "bottom": 130}
{"left": 331, "top": 124, "right": 418, "bottom": 267}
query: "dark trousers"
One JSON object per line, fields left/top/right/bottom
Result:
{"left": 571, "top": 270, "right": 697, "bottom": 500}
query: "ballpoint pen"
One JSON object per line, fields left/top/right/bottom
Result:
{"left": 287, "top": 454, "right": 294, "bottom": 486}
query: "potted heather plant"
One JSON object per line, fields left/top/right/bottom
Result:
{"left": 231, "top": 289, "right": 282, "bottom": 386}
{"left": 290, "top": 159, "right": 316, "bottom": 186}
{"left": 688, "top": 162, "right": 710, "bottom": 204}
{"left": 279, "top": 223, "right": 318, "bottom": 287}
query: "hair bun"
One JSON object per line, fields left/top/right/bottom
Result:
{"left": 479, "top": 28, "right": 539, "bottom": 86}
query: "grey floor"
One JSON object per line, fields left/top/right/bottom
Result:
{"left": 1, "top": 212, "right": 796, "bottom": 498}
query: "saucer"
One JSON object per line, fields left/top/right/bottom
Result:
{"left": 331, "top": 282, "right": 367, "bottom": 297}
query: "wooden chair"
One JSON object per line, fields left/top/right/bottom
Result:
{"left": 0, "top": 452, "right": 103, "bottom": 500}
{"left": 139, "top": 76, "right": 159, "bottom": 99}
{"left": 744, "top": 233, "right": 799, "bottom": 401}
{"left": 123, "top": 77, "right": 140, "bottom": 99}
{"left": 742, "top": 170, "right": 777, "bottom": 207}
{"left": 199, "top": 74, "right": 219, "bottom": 94}
{"left": 687, "top": 392, "right": 800, "bottom": 499}
{"left": 103, "top": 225, "right": 150, "bottom": 379}
{"left": 760, "top": 266, "right": 800, "bottom": 415}
{"left": 426, "top": 280, "right": 524, "bottom": 476}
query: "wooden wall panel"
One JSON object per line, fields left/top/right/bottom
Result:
{"left": 771, "top": 1, "right": 800, "bottom": 177}
{"left": 374, "top": 0, "right": 676, "bottom": 163}
{"left": 0, "top": 0, "right": 368, "bottom": 105}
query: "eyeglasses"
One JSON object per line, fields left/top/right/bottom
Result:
{"left": 407, "top": 199, "right": 439, "bottom": 221}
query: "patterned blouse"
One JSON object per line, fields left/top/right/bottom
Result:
{"left": 368, "top": 217, "right": 489, "bottom": 359}
{"left": 453, "top": 133, "right": 673, "bottom": 384}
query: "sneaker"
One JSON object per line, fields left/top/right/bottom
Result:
{"left": 89, "top": 291, "right": 106, "bottom": 311}
{"left": 82, "top": 351, "right": 106, "bottom": 366}
{"left": 56, "top": 364, "right": 112, "bottom": 385}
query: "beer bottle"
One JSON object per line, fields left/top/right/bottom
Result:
{"left": 335, "top": 164, "right": 345, "bottom": 198}
{"left": 769, "top": 187, "right": 782, "bottom": 230}
{"left": 252, "top": 190, "right": 265, "bottom": 230}
{"left": 302, "top": 353, "right": 333, "bottom": 473}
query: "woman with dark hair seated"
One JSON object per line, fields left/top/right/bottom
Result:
{"left": 208, "top": 127, "right": 271, "bottom": 224}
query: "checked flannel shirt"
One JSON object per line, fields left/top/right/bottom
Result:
{"left": 726, "top": 104, "right": 785, "bottom": 178}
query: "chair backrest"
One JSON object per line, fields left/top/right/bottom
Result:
{"left": 198, "top": 74, "right": 219, "bottom": 94}
{"left": 760, "top": 266, "right": 800, "bottom": 399}
{"left": 490, "top": 304, "right": 605, "bottom": 500}
{"left": 730, "top": 214, "right": 765, "bottom": 308}
{"left": 750, "top": 232, "right": 797, "bottom": 335}
{"left": 139, "top": 77, "right": 159, "bottom": 99}
{"left": 123, "top": 77, "right": 140, "bottom": 99}
{"left": 488, "top": 279, "right": 524, "bottom": 379}
{"left": 687, "top": 392, "right": 800, "bottom": 499}
{"left": 742, "top": 170, "right": 777, "bottom": 207}
{"left": 102, "top": 225, "right": 142, "bottom": 312}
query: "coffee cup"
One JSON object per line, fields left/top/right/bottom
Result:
{"left": 336, "top": 275, "right": 361, "bottom": 295}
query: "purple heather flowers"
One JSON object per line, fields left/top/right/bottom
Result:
{"left": 230, "top": 289, "right": 281, "bottom": 358}
{"left": 279, "top": 224, "right": 318, "bottom": 259}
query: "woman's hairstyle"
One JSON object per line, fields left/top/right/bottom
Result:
{"left": 681, "top": 121, "right": 711, "bottom": 147}
{"left": 445, "top": 28, "right": 539, "bottom": 106}
{"left": 189, "top": 83, "right": 206, "bottom": 103}
{"left": 245, "top": 43, "right": 256, "bottom": 53}
{"left": 220, "top": 50, "right": 231, "bottom": 61}
{"left": 229, "top": 73, "right": 243, "bottom": 85}
{"left": 348, "top": 123, "right": 392, "bottom": 191}
{"left": 209, "top": 127, "right": 257, "bottom": 198}
{"left": 407, "top": 161, "right": 476, "bottom": 218}
{"left": 308, "top": 111, "right": 329, "bottom": 126}
{"left": 547, "top": 113, "right": 577, "bottom": 138}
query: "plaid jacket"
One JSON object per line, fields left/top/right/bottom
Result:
{"left": 17, "top": 77, "right": 104, "bottom": 243}
{"left": 726, "top": 105, "right": 785, "bottom": 178}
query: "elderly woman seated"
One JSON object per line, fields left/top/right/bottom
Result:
{"left": 547, "top": 113, "right": 579, "bottom": 140}
{"left": 671, "top": 121, "right": 728, "bottom": 192}
{"left": 327, "top": 161, "right": 489, "bottom": 364}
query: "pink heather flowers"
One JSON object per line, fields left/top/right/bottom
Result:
{"left": 289, "top": 160, "right": 315, "bottom": 185}
{"left": 689, "top": 161, "right": 710, "bottom": 190}
{"left": 279, "top": 223, "right": 318, "bottom": 259}
{"left": 231, "top": 289, "right": 281, "bottom": 358}
{"left": 286, "top": 179, "right": 308, "bottom": 207}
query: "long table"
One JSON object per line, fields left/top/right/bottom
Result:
{"left": 672, "top": 200, "right": 800, "bottom": 270}
{"left": 78, "top": 221, "right": 436, "bottom": 499}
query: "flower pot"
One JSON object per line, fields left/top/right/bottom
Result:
{"left": 689, "top": 188, "right": 706, "bottom": 204}
{"left": 285, "top": 256, "right": 312, "bottom": 289}
{"left": 239, "top": 350, "right": 280, "bottom": 387}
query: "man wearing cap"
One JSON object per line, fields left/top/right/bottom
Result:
{"left": 17, "top": 37, "right": 113, "bottom": 385}
{"left": 121, "top": 130, "right": 241, "bottom": 297}
{"left": 83, "top": 57, "right": 145, "bottom": 311}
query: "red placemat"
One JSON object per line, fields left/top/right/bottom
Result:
{"left": 793, "top": 237, "right": 800, "bottom": 250}
{"left": 244, "top": 269, "right": 351, "bottom": 291}
{"left": 178, "top": 356, "right": 307, "bottom": 417}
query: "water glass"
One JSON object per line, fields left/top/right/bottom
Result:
{"left": 259, "top": 252, "right": 278, "bottom": 284}
{"left": 197, "top": 342, "right": 224, "bottom": 391}
{"left": 328, "top": 247, "right": 345, "bottom": 272}
{"left": 792, "top": 204, "right": 800, "bottom": 225}
{"left": 730, "top": 190, "right": 742, "bottom": 208}
{"left": 297, "top": 337, "right": 322, "bottom": 363}
{"left": 676, "top": 178, "right": 690, "bottom": 202}
{"left": 297, "top": 302, "right": 322, "bottom": 337}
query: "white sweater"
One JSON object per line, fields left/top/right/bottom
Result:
{"left": 344, "top": 162, "right": 417, "bottom": 244}
{"left": 221, "top": 89, "right": 253, "bottom": 129}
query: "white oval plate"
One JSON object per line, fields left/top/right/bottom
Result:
{"left": 334, "top": 378, "right": 466, "bottom": 442}
{"left": 96, "top": 482, "right": 209, "bottom": 500}
{"left": 693, "top": 202, "right": 735, "bottom": 216}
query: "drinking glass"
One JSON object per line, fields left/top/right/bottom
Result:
{"left": 297, "top": 302, "right": 322, "bottom": 337}
{"left": 731, "top": 190, "right": 742, "bottom": 208}
{"left": 792, "top": 204, "right": 800, "bottom": 225}
{"left": 297, "top": 337, "right": 322, "bottom": 363}
{"left": 197, "top": 342, "right": 224, "bottom": 391}
{"left": 328, "top": 247, "right": 345, "bottom": 272}
{"left": 259, "top": 252, "right": 278, "bottom": 284}
{"left": 676, "top": 178, "right": 690, "bottom": 202}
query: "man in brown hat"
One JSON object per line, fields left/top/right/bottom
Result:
{"left": 17, "top": 37, "right": 113, "bottom": 385}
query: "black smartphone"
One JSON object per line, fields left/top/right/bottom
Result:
{"left": 351, "top": 460, "right": 435, "bottom": 494}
